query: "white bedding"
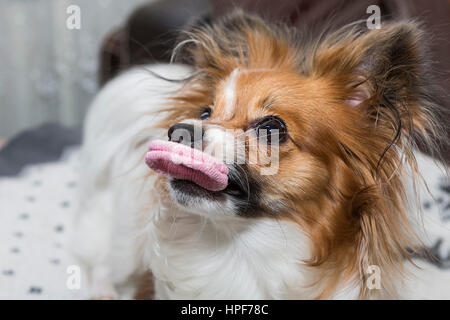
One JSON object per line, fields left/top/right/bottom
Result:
{"left": 0, "top": 148, "right": 88, "bottom": 299}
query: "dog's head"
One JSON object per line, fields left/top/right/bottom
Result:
{"left": 151, "top": 11, "right": 444, "bottom": 298}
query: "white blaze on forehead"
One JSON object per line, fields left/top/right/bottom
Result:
{"left": 221, "top": 68, "right": 240, "bottom": 120}
{"left": 220, "top": 68, "right": 276, "bottom": 120}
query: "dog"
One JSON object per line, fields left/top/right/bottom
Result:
{"left": 71, "top": 11, "right": 449, "bottom": 299}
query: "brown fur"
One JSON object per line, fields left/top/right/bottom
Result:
{"left": 155, "top": 11, "right": 445, "bottom": 299}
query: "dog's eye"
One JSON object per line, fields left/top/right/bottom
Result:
{"left": 255, "top": 116, "right": 287, "bottom": 144}
{"left": 200, "top": 107, "right": 212, "bottom": 120}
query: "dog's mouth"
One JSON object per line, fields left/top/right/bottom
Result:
{"left": 170, "top": 179, "right": 220, "bottom": 199}
{"left": 145, "top": 140, "right": 229, "bottom": 192}
{"left": 145, "top": 140, "right": 248, "bottom": 204}
{"left": 169, "top": 176, "right": 245, "bottom": 200}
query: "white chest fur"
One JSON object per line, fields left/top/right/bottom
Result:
{"left": 144, "top": 208, "right": 316, "bottom": 299}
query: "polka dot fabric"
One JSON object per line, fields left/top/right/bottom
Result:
{"left": 0, "top": 148, "right": 88, "bottom": 299}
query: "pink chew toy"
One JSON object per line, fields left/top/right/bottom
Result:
{"left": 145, "top": 140, "right": 229, "bottom": 192}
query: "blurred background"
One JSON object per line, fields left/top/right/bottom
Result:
{"left": 0, "top": 0, "right": 449, "bottom": 142}
{"left": 0, "top": 0, "right": 146, "bottom": 138}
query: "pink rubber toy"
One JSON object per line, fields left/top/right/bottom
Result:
{"left": 145, "top": 140, "right": 229, "bottom": 192}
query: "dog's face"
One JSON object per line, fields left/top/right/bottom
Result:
{"left": 165, "top": 68, "right": 349, "bottom": 219}
{"left": 153, "top": 11, "right": 442, "bottom": 297}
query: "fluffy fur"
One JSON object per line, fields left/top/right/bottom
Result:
{"left": 71, "top": 11, "right": 448, "bottom": 299}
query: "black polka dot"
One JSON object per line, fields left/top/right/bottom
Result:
{"left": 423, "top": 201, "right": 432, "bottom": 210}
{"left": 439, "top": 184, "right": 450, "bottom": 194}
{"left": 2, "top": 270, "right": 14, "bottom": 276}
{"left": 55, "top": 225, "right": 64, "bottom": 233}
{"left": 28, "top": 286, "right": 42, "bottom": 294}
{"left": 61, "top": 201, "right": 70, "bottom": 208}
{"left": 10, "top": 247, "right": 20, "bottom": 254}
{"left": 14, "top": 231, "right": 24, "bottom": 238}
{"left": 67, "top": 181, "right": 77, "bottom": 188}
{"left": 18, "top": 213, "right": 29, "bottom": 220}
{"left": 49, "top": 258, "right": 60, "bottom": 265}
{"left": 32, "top": 180, "right": 42, "bottom": 187}
{"left": 437, "top": 197, "right": 443, "bottom": 204}
{"left": 25, "top": 196, "right": 35, "bottom": 202}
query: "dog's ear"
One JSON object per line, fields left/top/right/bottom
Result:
{"left": 313, "top": 23, "right": 446, "bottom": 298}
{"left": 313, "top": 22, "right": 444, "bottom": 157}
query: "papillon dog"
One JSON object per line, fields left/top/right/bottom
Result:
{"left": 72, "top": 11, "right": 449, "bottom": 299}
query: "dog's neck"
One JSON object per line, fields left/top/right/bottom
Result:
{"left": 143, "top": 204, "right": 360, "bottom": 299}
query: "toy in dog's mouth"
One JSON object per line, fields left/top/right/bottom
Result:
{"left": 145, "top": 140, "right": 229, "bottom": 192}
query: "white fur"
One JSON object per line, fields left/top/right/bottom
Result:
{"left": 221, "top": 68, "right": 240, "bottom": 120}
{"left": 71, "top": 64, "right": 449, "bottom": 299}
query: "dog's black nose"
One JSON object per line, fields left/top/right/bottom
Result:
{"left": 168, "top": 123, "right": 203, "bottom": 148}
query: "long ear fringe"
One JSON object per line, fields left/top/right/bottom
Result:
{"left": 316, "top": 21, "right": 447, "bottom": 299}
